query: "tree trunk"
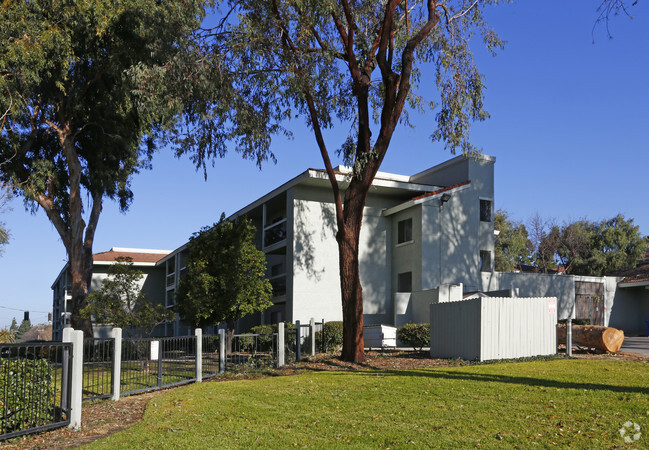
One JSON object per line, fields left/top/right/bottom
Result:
{"left": 557, "top": 324, "right": 624, "bottom": 353}
{"left": 338, "top": 183, "right": 369, "bottom": 363}
{"left": 68, "top": 241, "right": 94, "bottom": 337}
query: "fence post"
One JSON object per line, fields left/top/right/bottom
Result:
{"left": 567, "top": 317, "right": 573, "bottom": 357}
{"left": 321, "top": 318, "right": 326, "bottom": 353}
{"left": 218, "top": 328, "right": 226, "bottom": 373}
{"left": 309, "top": 318, "right": 316, "bottom": 356}
{"left": 62, "top": 328, "right": 83, "bottom": 430}
{"left": 112, "top": 328, "right": 122, "bottom": 401}
{"left": 195, "top": 328, "right": 202, "bottom": 382}
{"left": 295, "top": 320, "right": 301, "bottom": 362}
{"left": 156, "top": 340, "right": 163, "bottom": 388}
{"left": 277, "top": 322, "right": 285, "bottom": 368}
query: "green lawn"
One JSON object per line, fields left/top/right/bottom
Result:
{"left": 88, "top": 359, "right": 649, "bottom": 448}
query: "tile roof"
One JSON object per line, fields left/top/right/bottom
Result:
{"left": 93, "top": 249, "right": 169, "bottom": 264}
{"left": 615, "top": 263, "right": 649, "bottom": 284}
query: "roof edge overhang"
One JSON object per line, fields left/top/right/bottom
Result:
{"left": 618, "top": 280, "right": 649, "bottom": 288}
{"left": 382, "top": 181, "right": 471, "bottom": 217}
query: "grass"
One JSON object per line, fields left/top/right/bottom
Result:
{"left": 87, "top": 359, "right": 649, "bottom": 448}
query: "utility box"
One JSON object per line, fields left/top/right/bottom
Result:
{"left": 364, "top": 325, "right": 397, "bottom": 349}
{"left": 430, "top": 297, "right": 557, "bottom": 361}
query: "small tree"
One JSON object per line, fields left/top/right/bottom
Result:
{"left": 176, "top": 215, "right": 273, "bottom": 329}
{"left": 494, "top": 210, "right": 533, "bottom": 272}
{"left": 82, "top": 257, "right": 174, "bottom": 338}
{"left": 16, "top": 318, "right": 32, "bottom": 342}
{"left": 9, "top": 317, "right": 18, "bottom": 334}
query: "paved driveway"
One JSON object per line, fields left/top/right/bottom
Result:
{"left": 620, "top": 337, "right": 649, "bottom": 356}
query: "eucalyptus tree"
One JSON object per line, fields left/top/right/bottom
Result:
{"left": 0, "top": 0, "right": 215, "bottom": 335}
{"left": 199, "top": 0, "right": 504, "bottom": 362}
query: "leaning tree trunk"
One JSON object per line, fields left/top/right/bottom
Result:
{"left": 557, "top": 324, "right": 625, "bottom": 353}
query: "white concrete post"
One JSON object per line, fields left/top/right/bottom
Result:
{"left": 309, "top": 318, "right": 316, "bottom": 356}
{"left": 218, "top": 328, "right": 226, "bottom": 373}
{"left": 195, "top": 328, "right": 202, "bottom": 382}
{"left": 62, "top": 328, "right": 83, "bottom": 430}
{"left": 111, "top": 328, "right": 122, "bottom": 401}
{"left": 277, "top": 322, "right": 285, "bottom": 368}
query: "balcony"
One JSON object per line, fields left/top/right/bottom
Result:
{"left": 264, "top": 219, "right": 287, "bottom": 248}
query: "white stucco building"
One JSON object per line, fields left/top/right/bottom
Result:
{"left": 51, "top": 153, "right": 649, "bottom": 338}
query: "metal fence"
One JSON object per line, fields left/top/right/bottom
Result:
{"left": 82, "top": 338, "right": 114, "bottom": 401}
{"left": 202, "top": 334, "right": 220, "bottom": 378}
{"left": 1, "top": 319, "right": 325, "bottom": 440}
{"left": 0, "top": 342, "right": 71, "bottom": 441}
{"left": 226, "top": 333, "right": 277, "bottom": 371}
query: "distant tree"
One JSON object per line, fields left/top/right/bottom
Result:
{"left": 9, "top": 317, "right": 18, "bottom": 334}
{"left": 494, "top": 210, "right": 534, "bottom": 272}
{"left": 16, "top": 318, "right": 32, "bottom": 341}
{"left": 554, "top": 220, "right": 594, "bottom": 275}
{"left": 176, "top": 215, "right": 273, "bottom": 329}
{"left": 0, "top": 0, "right": 213, "bottom": 336}
{"left": 572, "top": 214, "right": 647, "bottom": 276}
{"left": 81, "top": 258, "right": 174, "bottom": 338}
{"left": 528, "top": 213, "right": 558, "bottom": 273}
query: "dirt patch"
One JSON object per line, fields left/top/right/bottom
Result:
{"left": 3, "top": 350, "right": 647, "bottom": 449}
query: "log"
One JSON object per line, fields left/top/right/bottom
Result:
{"left": 557, "top": 324, "right": 624, "bottom": 353}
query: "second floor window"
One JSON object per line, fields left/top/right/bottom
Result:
{"left": 397, "top": 218, "right": 413, "bottom": 244}
{"left": 480, "top": 199, "right": 492, "bottom": 222}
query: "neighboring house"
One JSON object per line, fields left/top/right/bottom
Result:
{"left": 51, "top": 248, "right": 170, "bottom": 340}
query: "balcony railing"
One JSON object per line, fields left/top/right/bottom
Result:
{"left": 264, "top": 220, "right": 286, "bottom": 247}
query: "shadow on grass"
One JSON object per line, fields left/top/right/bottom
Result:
{"left": 293, "top": 357, "right": 649, "bottom": 396}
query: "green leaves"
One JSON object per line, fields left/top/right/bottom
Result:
{"left": 494, "top": 209, "right": 534, "bottom": 272}
{"left": 176, "top": 215, "right": 273, "bottom": 328}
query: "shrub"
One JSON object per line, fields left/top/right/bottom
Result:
{"left": 0, "top": 358, "right": 56, "bottom": 433}
{"left": 249, "top": 323, "right": 296, "bottom": 352}
{"left": 315, "top": 321, "right": 343, "bottom": 352}
{"left": 397, "top": 323, "right": 430, "bottom": 351}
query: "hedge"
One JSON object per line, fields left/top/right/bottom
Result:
{"left": 315, "top": 321, "right": 343, "bottom": 352}
{"left": 0, "top": 358, "right": 56, "bottom": 434}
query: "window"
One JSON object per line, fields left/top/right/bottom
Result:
{"left": 397, "top": 272, "right": 412, "bottom": 292}
{"left": 480, "top": 199, "right": 492, "bottom": 222}
{"left": 397, "top": 218, "right": 413, "bottom": 244}
{"left": 480, "top": 250, "right": 492, "bottom": 272}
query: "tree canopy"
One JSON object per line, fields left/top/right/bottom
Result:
{"left": 176, "top": 215, "right": 273, "bottom": 329}
{"left": 0, "top": 0, "right": 214, "bottom": 334}
{"left": 201, "top": 0, "right": 504, "bottom": 362}
{"left": 551, "top": 215, "right": 648, "bottom": 277}
{"left": 82, "top": 257, "right": 174, "bottom": 338}
{"left": 501, "top": 212, "right": 647, "bottom": 277}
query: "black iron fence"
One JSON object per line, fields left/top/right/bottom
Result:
{"left": 226, "top": 333, "right": 277, "bottom": 371}
{"left": 0, "top": 342, "right": 71, "bottom": 441}
{"left": 202, "top": 334, "right": 220, "bottom": 378}
{"left": 1, "top": 320, "right": 325, "bottom": 441}
{"left": 82, "top": 338, "right": 114, "bottom": 401}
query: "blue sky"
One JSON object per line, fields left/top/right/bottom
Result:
{"left": 1, "top": 1, "right": 647, "bottom": 328}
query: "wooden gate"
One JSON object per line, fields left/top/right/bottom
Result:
{"left": 574, "top": 281, "right": 604, "bottom": 325}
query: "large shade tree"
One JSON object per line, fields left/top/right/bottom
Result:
{"left": 0, "top": 0, "right": 216, "bottom": 335}
{"left": 198, "top": 0, "right": 504, "bottom": 362}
